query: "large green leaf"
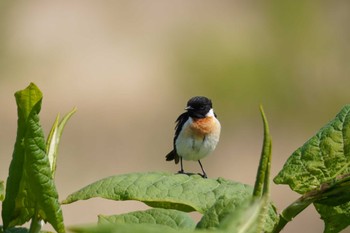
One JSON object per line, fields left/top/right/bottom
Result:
{"left": 2, "top": 83, "right": 42, "bottom": 228}
{"left": 274, "top": 105, "right": 350, "bottom": 233}
{"left": 63, "top": 172, "right": 252, "bottom": 213}
{"left": 98, "top": 208, "right": 195, "bottom": 230}
{"left": 63, "top": 172, "right": 278, "bottom": 232}
{"left": 274, "top": 104, "right": 350, "bottom": 194}
{"left": 1, "top": 83, "right": 65, "bottom": 233}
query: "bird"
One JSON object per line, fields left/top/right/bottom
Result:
{"left": 165, "top": 96, "right": 221, "bottom": 178}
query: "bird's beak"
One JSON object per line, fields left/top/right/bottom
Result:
{"left": 185, "top": 106, "right": 194, "bottom": 111}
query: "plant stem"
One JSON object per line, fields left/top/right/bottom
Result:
{"left": 273, "top": 173, "right": 350, "bottom": 232}
{"left": 272, "top": 191, "right": 318, "bottom": 232}
{"left": 29, "top": 212, "right": 42, "bottom": 233}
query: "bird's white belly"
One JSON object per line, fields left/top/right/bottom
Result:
{"left": 175, "top": 117, "right": 220, "bottom": 161}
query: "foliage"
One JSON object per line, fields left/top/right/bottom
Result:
{"left": 98, "top": 208, "right": 196, "bottom": 230}
{"left": 1, "top": 83, "right": 75, "bottom": 233}
{"left": 274, "top": 105, "right": 350, "bottom": 233}
{"left": 63, "top": 172, "right": 253, "bottom": 213}
{"left": 2, "top": 83, "right": 350, "bottom": 233}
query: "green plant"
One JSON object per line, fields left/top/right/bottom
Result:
{"left": 1, "top": 83, "right": 350, "bottom": 233}
{"left": 1, "top": 83, "right": 75, "bottom": 233}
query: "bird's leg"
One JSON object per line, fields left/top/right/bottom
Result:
{"left": 178, "top": 157, "right": 185, "bottom": 174}
{"left": 198, "top": 160, "right": 207, "bottom": 178}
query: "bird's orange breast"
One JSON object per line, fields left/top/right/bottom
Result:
{"left": 189, "top": 117, "right": 218, "bottom": 135}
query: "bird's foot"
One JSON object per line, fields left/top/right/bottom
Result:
{"left": 176, "top": 170, "right": 207, "bottom": 178}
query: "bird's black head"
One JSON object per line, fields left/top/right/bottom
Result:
{"left": 185, "top": 96, "right": 213, "bottom": 118}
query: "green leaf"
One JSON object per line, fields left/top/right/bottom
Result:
{"left": 264, "top": 200, "right": 279, "bottom": 233}
{"left": 98, "top": 208, "right": 195, "bottom": 230}
{"left": 314, "top": 174, "right": 350, "bottom": 206}
{"left": 2, "top": 83, "right": 42, "bottom": 229}
{"left": 46, "top": 107, "right": 76, "bottom": 177}
{"left": 313, "top": 174, "right": 350, "bottom": 233}
{"left": 70, "top": 223, "right": 232, "bottom": 233}
{"left": 62, "top": 172, "right": 252, "bottom": 213}
{"left": 70, "top": 224, "right": 200, "bottom": 233}
{"left": 196, "top": 196, "right": 249, "bottom": 230}
{"left": 197, "top": 194, "right": 277, "bottom": 232}
{"left": 272, "top": 174, "right": 350, "bottom": 233}
{"left": 219, "top": 196, "right": 271, "bottom": 233}
{"left": 314, "top": 202, "right": 350, "bottom": 233}
{"left": 273, "top": 105, "right": 350, "bottom": 232}
{"left": 0, "top": 227, "right": 29, "bottom": 233}
{"left": 46, "top": 115, "right": 59, "bottom": 173}
{"left": 274, "top": 105, "right": 350, "bottom": 194}
{"left": 0, "top": 227, "right": 54, "bottom": 233}
{"left": 1, "top": 83, "right": 65, "bottom": 233}
{"left": 0, "top": 181, "right": 4, "bottom": 201}
{"left": 2, "top": 83, "right": 43, "bottom": 229}
{"left": 253, "top": 105, "right": 272, "bottom": 197}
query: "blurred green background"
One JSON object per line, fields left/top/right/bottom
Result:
{"left": 1, "top": 1, "right": 350, "bottom": 232}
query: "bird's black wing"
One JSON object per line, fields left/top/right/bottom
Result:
{"left": 174, "top": 112, "right": 189, "bottom": 145}
{"left": 165, "top": 112, "right": 189, "bottom": 164}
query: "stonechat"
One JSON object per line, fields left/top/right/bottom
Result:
{"left": 166, "top": 96, "right": 221, "bottom": 178}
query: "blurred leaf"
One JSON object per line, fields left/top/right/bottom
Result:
{"left": 98, "top": 208, "right": 195, "bottom": 230}
{"left": 46, "top": 115, "right": 59, "bottom": 173}
{"left": 196, "top": 196, "right": 240, "bottom": 229}
{"left": 0, "top": 181, "right": 4, "bottom": 201}
{"left": 0, "top": 227, "right": 29, "bottom": 233}
{"left": 0, "top": 227, "right": 54, "bottom": 233}
{"left": 70, "top": 224, "right": 200, "bottom": 233}
{"left": 63, "top": 172, "right": 253, "bottom": 213}
{"left": 1, "top": 83, "right": 65, "bottom": 233}
{"left": 219, "top": 196, "right": 270, "bottom": 233}
{"left": 265, "top": 200, "right": 279, "bottom": 233}
{"left": 46, "top": 107, "right": 76, "bottom": 178}
{"left": 197, "top": 195, "right": 277, "bottom": 232}
{"left": 274, "top": 104, "right": 350, "bottom": 194}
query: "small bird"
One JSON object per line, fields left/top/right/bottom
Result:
{"left": 166, "top": 96, "right": 221, "bottom": 178}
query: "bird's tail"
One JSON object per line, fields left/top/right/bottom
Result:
{"left": 165, "top": 150, "right": 180, "bottom": 164}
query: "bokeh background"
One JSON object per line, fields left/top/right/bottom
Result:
{"left": 1, "top": 1, "right": 350, "bottom": 232}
